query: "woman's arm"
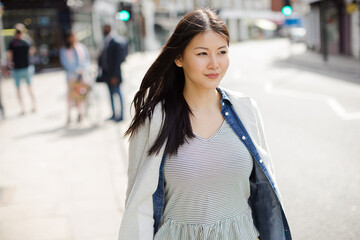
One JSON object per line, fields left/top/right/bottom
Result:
{"left": 59, "top": 48, "right": 72, "bottom": 71}
{"left": 125, "top": 119, "right": 151, "bottom": 206}
{"left": 251, "top": 99, "right": 276, "bottom": 175}
{"left": 120, "top": 104, "right": 165, "bottom": 240}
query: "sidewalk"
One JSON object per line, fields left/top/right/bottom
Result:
{"left": 285, "top": 44, "right": 360, "bottom": 78}
{"left": 0, "top": 49, "right": 159, "bottom": 240}
{"left": 0, "top": 72, "right": 125, "bottom": 240}
{"left": 0, "top": 52, "right": 157, "bottom": 239}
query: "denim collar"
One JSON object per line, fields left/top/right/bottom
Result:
{"left": 152, "top": 88, "right": 291, "bottom": 239}
{"left": 217, "top": 87, "right": 233, "bottom": 106}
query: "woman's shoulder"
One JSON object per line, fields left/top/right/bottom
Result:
{"left": 152, "top": 102, "right": 164, "bottom": 121}
{"left": 219, "top": 87, "right": 258, "bottom": 107}
{"left": 223, "top": 88, "right": 249, "bottom": 98}
{"left": 129, "top": 102, "right": 164, "bottom": 141}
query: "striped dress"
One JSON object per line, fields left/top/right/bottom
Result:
{"left": 154, "top": 120, "right": 259, "bottom": 240}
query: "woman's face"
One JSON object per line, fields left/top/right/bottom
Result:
{"left": 175, "top": 30, "right": 229, "bottom": 92}
{"left": 68, "top": 34, "right": 75, "bottom": 46}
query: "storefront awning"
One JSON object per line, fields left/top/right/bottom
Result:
{"left": 254, "top": 19, "right": 277, "bottom": 31}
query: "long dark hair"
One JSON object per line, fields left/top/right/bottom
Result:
{"left": 125, "top": 8, "right": 229, "bottom": 156}
{"left": 64, "top": 30, "right": 74, "bottom": 49}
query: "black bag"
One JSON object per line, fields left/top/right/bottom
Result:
{"left": 96, "top": 74, "right": 105, "bottom": 83}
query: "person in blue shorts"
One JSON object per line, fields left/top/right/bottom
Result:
{"left": 8, "top": 23, "right": 36, "bottom": 115}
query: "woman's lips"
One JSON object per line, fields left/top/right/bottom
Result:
{"left": 205, "top": 73, "right": 219, "bottom": 79}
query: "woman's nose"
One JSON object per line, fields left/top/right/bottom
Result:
{"left": 208, "top": 55, "right": 220, "bottom": 70}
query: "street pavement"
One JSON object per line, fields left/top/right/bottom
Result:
{"left": 0, "top": 38, "right": 359, "bottom": 240}
{"left": 223, "top": 40, "right": 360, "bottom": 239}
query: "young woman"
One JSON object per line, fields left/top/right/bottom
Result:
{"left": 119, "top": 9, "right": 291, "bottom": 240}
{"left": 59, "top": 31, "right": 90, "bottom": 123}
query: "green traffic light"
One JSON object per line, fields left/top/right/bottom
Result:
{"left": 282, "top": 6, "right": 293, "bottom": 16}
{"left": 118, "top": 10, "right": 130, "bottom": 21}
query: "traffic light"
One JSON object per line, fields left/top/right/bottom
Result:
{"left": 117, "top": 1, "right": 132, "bottom": 22}
{"left": 118, "top": 10, "right": 130, "bottom": 21}
{"left": 282, "top": 0, "right": 293, "bottom": 16}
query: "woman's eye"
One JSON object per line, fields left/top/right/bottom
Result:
{"left": 197, "top": 52, "right": 207, "bottom": 56}
{"left": 219, "top": 50, "right": 227, "bottom": 55}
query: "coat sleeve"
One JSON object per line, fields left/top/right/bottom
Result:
{"left": 59, "top": 48, "right": 72, "bottom": 71}
{"left": 120, "top": 105, "right": 165, "bottom": 240}
{"left": 125, "top": 119, "right": 151, "bottom": 206}
{"left": 119, "top": 40, "right": 128, "bottom": 63}
{"left": 119, "top": 118, "right": 158, "bottom": 240}
{"left": 107, "top": 41, "right": 121, "bottom": 79}
{"left": 250, "top": 99, "right": 276, "bottom": 178}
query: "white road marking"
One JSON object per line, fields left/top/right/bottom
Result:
{"left": 265, "top": 81, "right": 360, "bottom": 121}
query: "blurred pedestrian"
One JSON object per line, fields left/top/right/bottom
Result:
{"left": 59, "top": 31, "right": 90, "bottom": 124}
{"left": 98, "top": 24, "right": 128, "bottom": 122}
{"left": 0, "top": 69, "right": 4, "bottom": 120}
{"left": 119, "top": 9, "right": 291, "bottom": 240}
{"left": 7, "top": 23, "right": 36, "bottom": 115}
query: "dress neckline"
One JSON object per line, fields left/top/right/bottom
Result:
{"left": 193, "top": 120, "right": 226, "bottom": 142}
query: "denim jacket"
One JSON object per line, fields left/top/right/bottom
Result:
{"left": 118, "top": 87, "right": 292, "bottom": 240}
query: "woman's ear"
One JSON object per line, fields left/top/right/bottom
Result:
{"left": 174, "top": 57, "right": 183, "bottom": 67}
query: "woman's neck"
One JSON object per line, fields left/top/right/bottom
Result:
{"left": 183, "top": 86, "right": 221, "bottom": 112}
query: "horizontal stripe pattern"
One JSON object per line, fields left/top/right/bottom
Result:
{"left": 154, "top": 121, "right": 258, "bottom": 239}
{"left": 155, "top": 208, "right": 259, "bottom": 240}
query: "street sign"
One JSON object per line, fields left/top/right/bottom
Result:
{"left": 0, "top": 2, "right": 3, "bottom": 17}
{"left": 346, "top": 3, "right": 358, "bottom": 14}
{"left": 284, "top": 18, "right": 302, "bottom": 27}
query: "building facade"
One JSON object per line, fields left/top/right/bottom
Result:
{"left": 304, "top": 0, "right": 360, "bottom": 59}
{"left": 1, "top": 0, "right": 98, "bottom": 71}
{"left": 151, "top": 0, "right": 285, "bottom": 45}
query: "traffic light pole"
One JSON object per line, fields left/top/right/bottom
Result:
{"left": 0, "top": 1, "right": 5, "bottom": 120}
{"left": 320, "top": 0, "right": 328, "bottom": 62}
{"left": 0, "top": 1, "right": 5, "bottom": 62}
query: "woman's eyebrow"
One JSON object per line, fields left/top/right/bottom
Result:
{"left": 194, "top": 46, "right": 227, "bottom": 50}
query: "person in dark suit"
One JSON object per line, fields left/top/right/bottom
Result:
{"left": 98, "top": 24, "right": 128, "bottom": 122}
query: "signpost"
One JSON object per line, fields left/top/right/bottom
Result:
{"left": 346, "top": 2, "right": 358, "bottom": 14}
{"left": 0, "top": 1, "right": 4, "bottom": 119}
